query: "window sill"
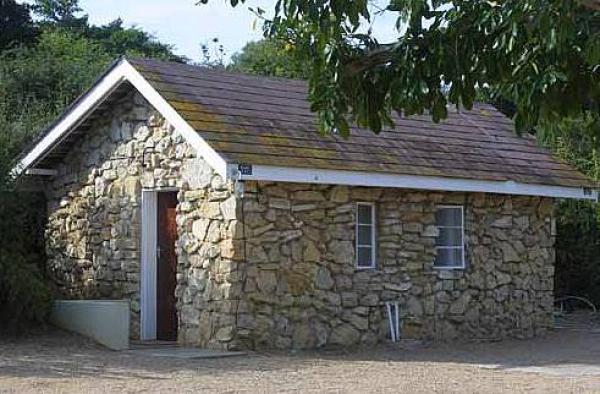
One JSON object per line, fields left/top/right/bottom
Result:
{"left": 433, "top": 265, "right": 465, "bottom": 270}
{"left": 355, "top": 265, "right": 377, "bottom": 271}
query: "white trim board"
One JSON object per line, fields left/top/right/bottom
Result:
{"left": 25, "top": 168, "right": 58, "bottom": 176}
{"left": 239, "top": 164, "right": 598, "bottom": 200}
{"left": 14, "top": 67, "right": 125, "bottom": 176}
{"left": 140, "top": 190, "right": 158, "bottom": 341}
{"left": 14, "top": 59, "right": 228, "bottom": 179}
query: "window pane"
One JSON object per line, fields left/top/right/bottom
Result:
{"left": 357, "top": 204, "right": 372, "bottom": 224}
{"left": 357, "top": 225, "right": 372, "bottom": 245}
{"left": 434, "top": 248, "right": 463, "bottom": 267}
{"left": 435, "top": 227, "right": 462, "bottom": 247}
{"left": 357, "top": 247, "right": 373, "bottom": 267}
{"left": 435, "top": 207, "right": 462, "bottom": 226}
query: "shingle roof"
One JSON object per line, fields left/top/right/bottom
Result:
{"left": 128, "top": 58, "right": 593, "bottom": 189}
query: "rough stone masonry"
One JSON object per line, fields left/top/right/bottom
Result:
{"left": 45, "top": 90, "right": 241, "bottom": 343}
{"left": 234, "top": 182, "right": 555, "bottom": 349}
{"left": 44, "top": 90, "right": 556, "bottom": 349}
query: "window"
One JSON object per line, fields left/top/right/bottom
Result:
{"left": 356, "top": 203, "right": 376, "bottom": 269}
{"left": 434, "top": 205, "right": 465, "bottom": 269}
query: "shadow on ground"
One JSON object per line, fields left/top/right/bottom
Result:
{"left": 1, "top": 326, "right": 599, "bottom": 381}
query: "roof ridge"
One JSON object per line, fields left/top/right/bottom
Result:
{"left": 126, "top": 56, "right": 309, "bottom": 86}
{"left": 127, "top": 56, "right": 505, "bottom": 111}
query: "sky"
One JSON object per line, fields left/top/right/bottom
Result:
{"left": 65, "top": 1, "right": 402, "bottom": 63}
{"left": 78, "top": 0, "right": 269, "bottom": 62}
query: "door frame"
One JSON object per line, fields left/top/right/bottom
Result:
{"left": 140, "top": 188, "right": 178, "bottom": 341}
{"left": 141, "top": 190, "right": 157, "bottom": 340}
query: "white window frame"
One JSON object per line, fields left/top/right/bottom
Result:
{"left": 434, "top": 205, "right": 466, "bottom": 270}
{"left": 355, "top": 202, "right": 377, "bottom": 269}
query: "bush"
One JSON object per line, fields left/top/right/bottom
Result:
{"left": 554, "top": 200, "right": 600, "bottom": 305}
{"left": 0, "top": 87, "right": 53, "bottom": 333}
{"left": 0, "top": 254, "right": 52, "bottom": 333}
{"left": 0, "top": 190, "right": 51, "bottom": 334}
{"left": 540, "top": 114, "right": 600, "bottom": 306}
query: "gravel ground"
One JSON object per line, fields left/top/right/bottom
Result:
{"left": 1, "top": 328, "right": 600, "bottom": 393}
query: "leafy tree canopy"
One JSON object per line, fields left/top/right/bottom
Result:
{"left": 5, "top": 0, "right": 183, "bottom": 60}
{"left": 32, "top": 0, "right": 88, "bottom": 30}
{"left": 0, "top": 30, "right": 112, "bottom": 125}
{"left": 0, "top": 0, "right": 36, "bottom": 50}
{"left": 229, "top": 39, "right": 310, "bottom": 79}
{"left": 203, "top": 0, "right": 600, "bottom": 137}
{"left": 85, "top": 18, "right": 182, "bottom": 61}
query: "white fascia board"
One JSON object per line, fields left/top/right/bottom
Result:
{"left": 25, "top": 168, "right": 58, "bottom": 176}
{"left": 14, "top": 59, "right": 228, "bottom": 179}
{"left": 239, "top": 164, "right": 598, "bottom": 200}
{"left": 14, "top": 63, "right": 127, "bottom": 176}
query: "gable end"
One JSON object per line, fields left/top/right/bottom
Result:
{"left": 14, "top": 59, "right": 228, "bottom": 179}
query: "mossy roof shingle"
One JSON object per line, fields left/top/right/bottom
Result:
{"left": 128, "top": 58, "right": 593, "bottom": 189}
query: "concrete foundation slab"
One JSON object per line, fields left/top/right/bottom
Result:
{"left": 127, "top": 345, "right": 246, "bottom": 359}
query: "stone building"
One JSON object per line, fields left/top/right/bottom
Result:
{"left": 16, "top": 58, "right": 597, "bottom": 349}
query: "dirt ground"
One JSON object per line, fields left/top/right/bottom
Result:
{"left": 1, "top": 328, "right": 599, "bottom": 393}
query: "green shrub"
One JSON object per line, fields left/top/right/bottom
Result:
{"left": 554, "top": 200, "right": 600, "bottom": 305}
{"left": 0, "top": 191, "right": 52, "bottom": 334}
{"left": 0, "top": 253, "right": 52, "bottom": 333}
{"left": 0, "top": 86, "right": 53, "bottom": 333}
{"left": 540, "top": 115, "right": 600, "bottom": 306}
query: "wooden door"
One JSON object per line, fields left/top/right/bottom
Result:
{"left": 156, "top": 191, "right": 178, "bottom": 341}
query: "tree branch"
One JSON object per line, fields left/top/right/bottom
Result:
{"left": 344, "top": 42, "right": 401, "bottom": 76}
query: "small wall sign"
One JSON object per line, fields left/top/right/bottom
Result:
{"left": 238, "top": 164, "right": 253, "bottom": 176}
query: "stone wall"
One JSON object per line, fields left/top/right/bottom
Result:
{"left": 175, "top": 165, "right": 243, "bottom": 348}
{"left": 234, "top": 182, "right": 555, "bottom": 349}
{"left": 45, "top": 90, "right": 240, "bottom": 345}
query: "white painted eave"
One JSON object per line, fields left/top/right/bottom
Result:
{"left": 234, "top": 164, "right": 598, "bottom": 201}
{"left": 13, "top": 59, "right": 228, "bottom": 179}
{"left": 25, "top": 168, "right": 58, "bottom": 176}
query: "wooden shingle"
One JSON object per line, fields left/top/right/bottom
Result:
{"left": 127, "top": 58, "right": 593, "bottom": 189}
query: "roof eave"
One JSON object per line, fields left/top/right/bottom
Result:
{"left": 231, "top": 163, "right": 598, "bottom": 201}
